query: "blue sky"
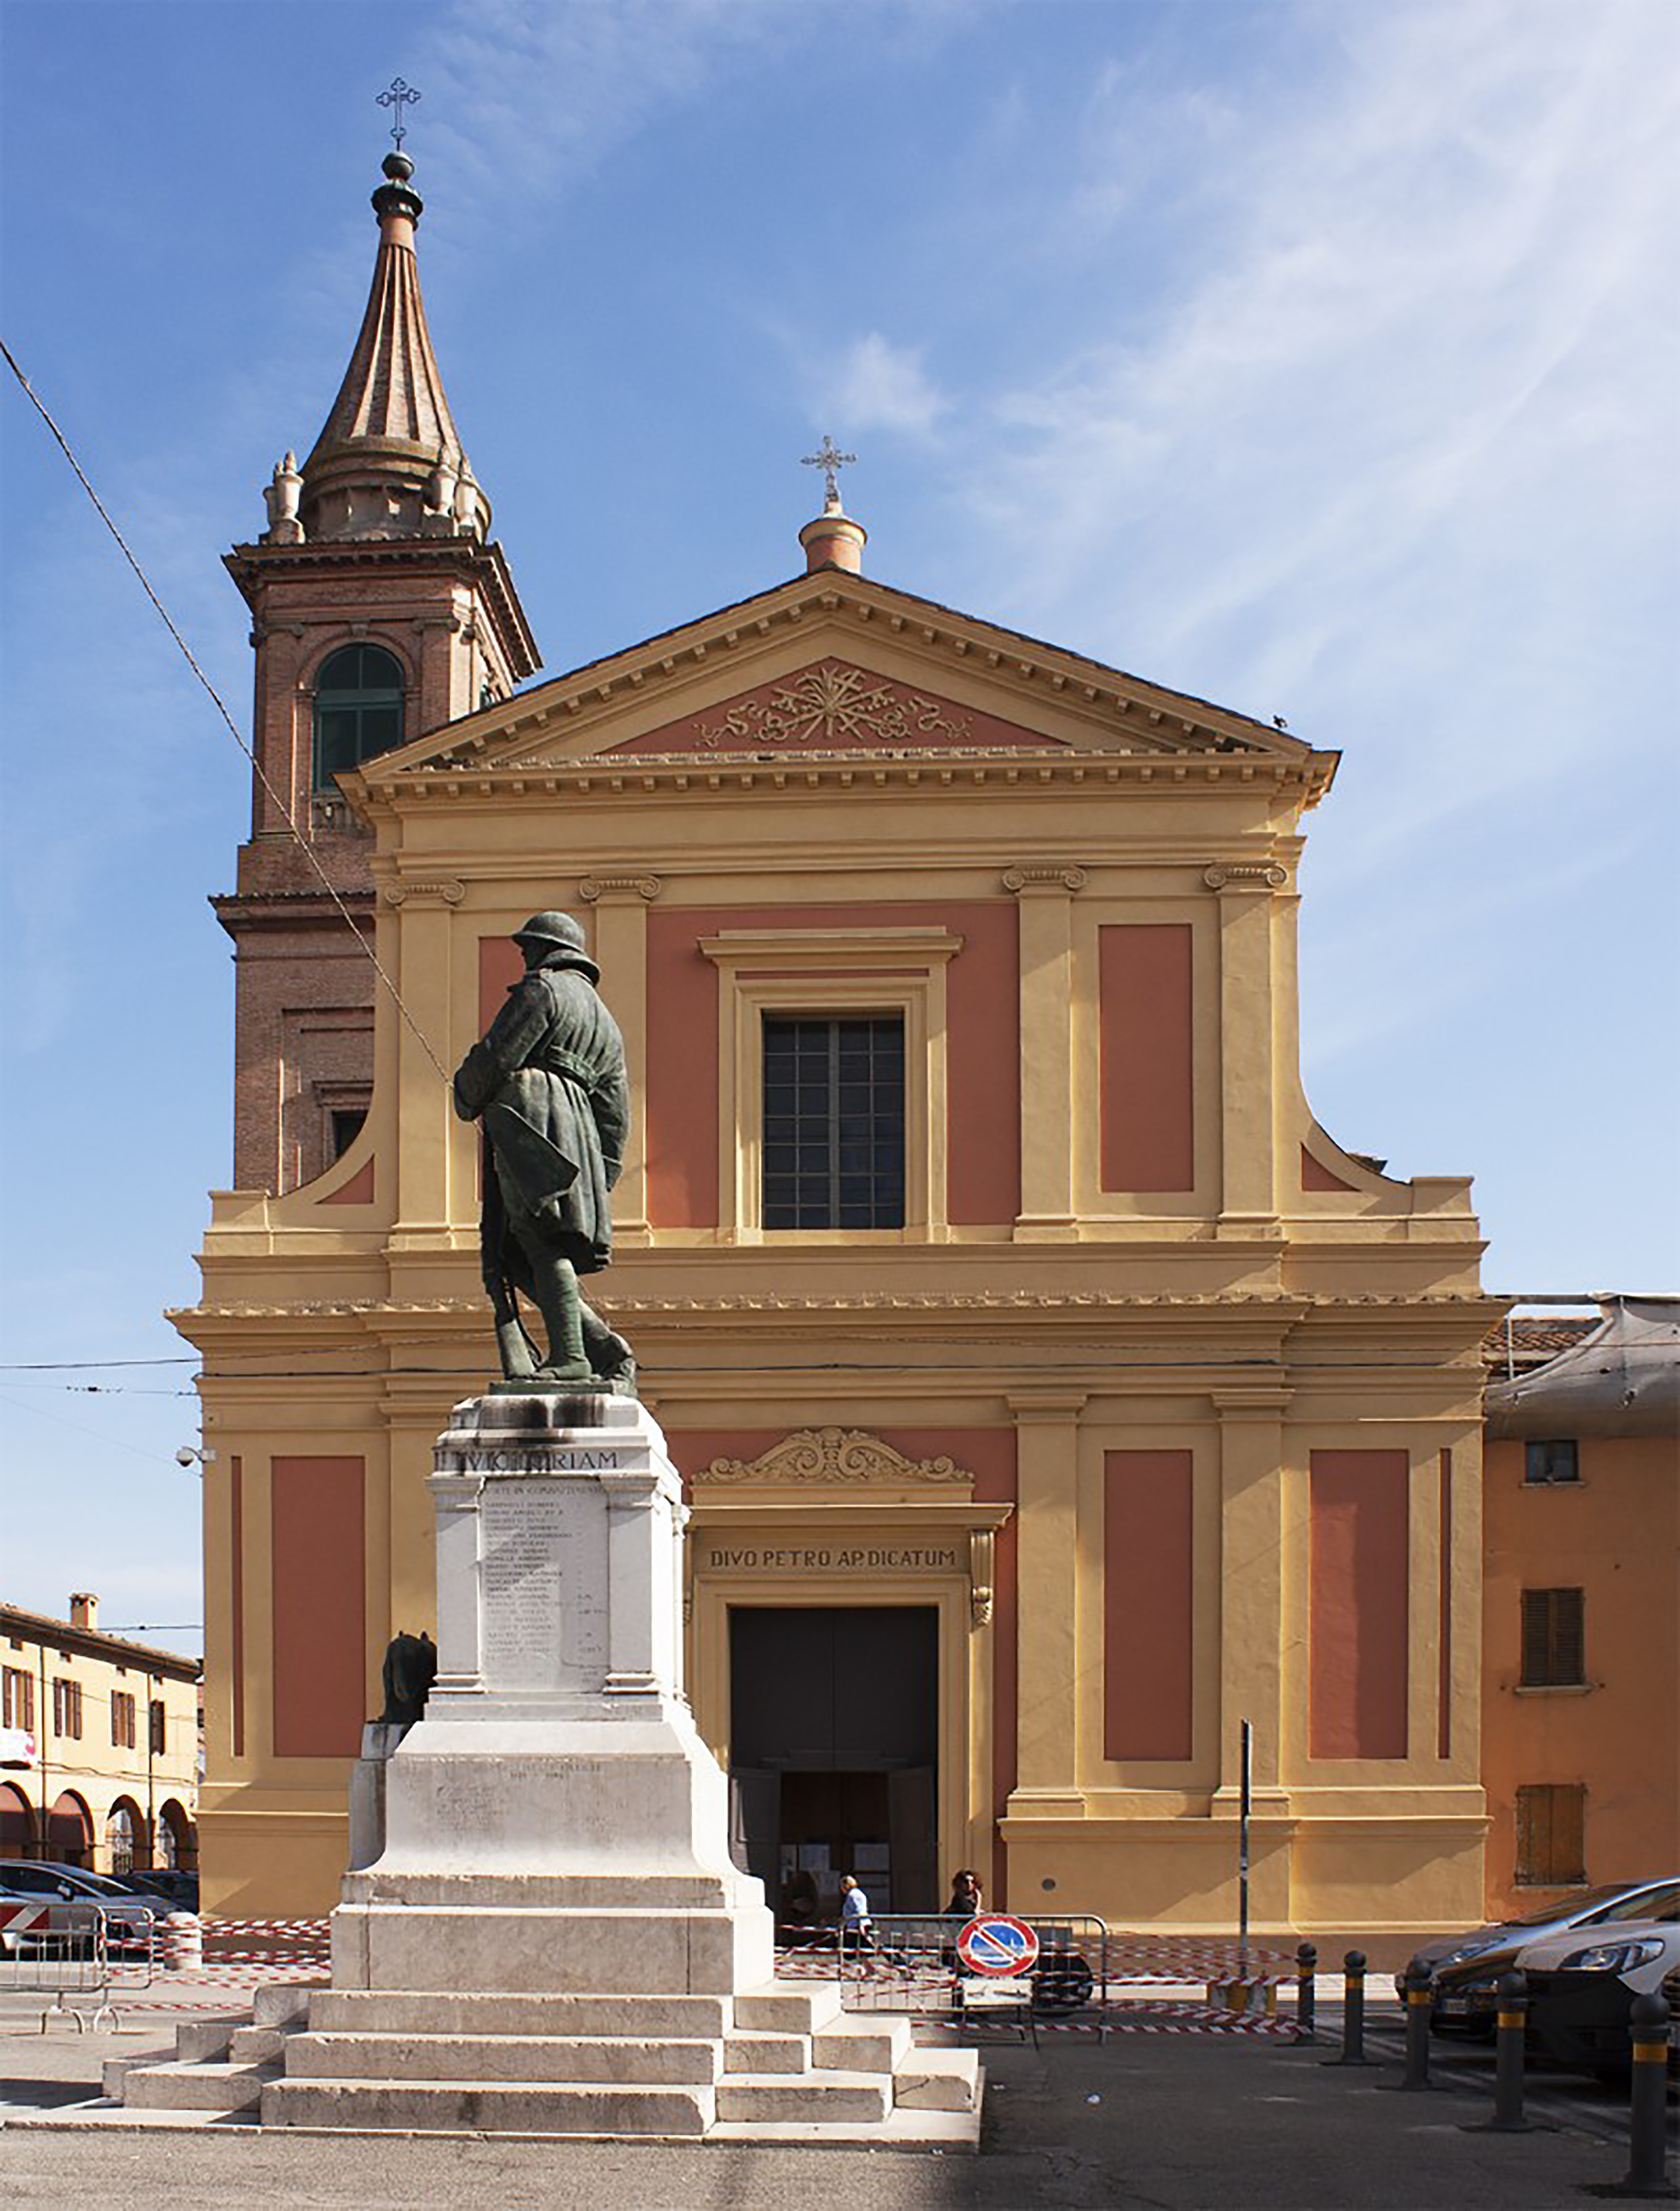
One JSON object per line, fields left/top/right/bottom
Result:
{"left": 2, "top": 0, "right": 1675, "bottom": 1641}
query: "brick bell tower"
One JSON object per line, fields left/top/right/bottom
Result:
{"left": 216, "top": 148, "right": 539, "bottom": 1193}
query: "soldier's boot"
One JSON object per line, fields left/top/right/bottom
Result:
{"left": 533, "top": 1257, "right": 594, "bottom": 1386}
{"left": 580, "top": 1300, "right": 637, "bottom": 1396}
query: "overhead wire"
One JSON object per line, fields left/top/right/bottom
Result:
{"left": 0, "top": 337, "right": 454, "bottom": 1090}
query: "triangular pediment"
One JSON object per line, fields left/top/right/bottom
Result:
{"left": 355, "top": 568, "right": 1330, "bottom": 790}
{"left": 598, "top": 656, "right": 1062, "bottom": 758}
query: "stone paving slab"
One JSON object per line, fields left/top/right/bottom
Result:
{"left": 4, "top": 2003, "right": 1667, "bottom": 2205}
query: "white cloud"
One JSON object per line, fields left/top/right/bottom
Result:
{"left": 965, "top": 0, "right": 1679, "bottom": 764}
{"left": 818, "top": 332, "right": 947, "bottom": 437}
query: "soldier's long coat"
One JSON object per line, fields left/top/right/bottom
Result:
{"left": 453, "top": 955, "right": 629, "bottom": 1278}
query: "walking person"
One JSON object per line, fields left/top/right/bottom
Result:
{"left": 839, "top": 1872, "right": 873, "bottom": 1953}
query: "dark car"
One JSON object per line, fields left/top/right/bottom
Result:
{"left": 114, "top": 1869, "right": 199, "bottom": 1912}
{"left": 1430, "top": 1881, "right": 1680, "bottom": 2045}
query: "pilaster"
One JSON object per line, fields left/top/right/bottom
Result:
{"left": 1208, "top": 866, "right": 1284, "bottom": 1235}
{"left": 1007, "top": 865, "right": 1085, "bottom": 1240}
{"left": 1211, "top": 1387, "right": 1291, "bottom": 1805}
{"left": 385, "top": 883, "right": 461, "bottom": 1235}
{"left": 580, "top": 875, "right": 660, "bottom": 1245}
{"left": 1006, "top": 1390, "right": 1087, "bottom": 1813}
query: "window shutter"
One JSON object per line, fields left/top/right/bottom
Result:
{"left": 1515, "top": 1782, "right": 1586, "bottom": 1884}
{"left": 1520, "top": 1591, "right": 1549, "bottom": 1685}
{"left": 1554, "top": 1784, "right": 1586, "bottom": 1883}
{"left": 1553, "top": 1590, "right": 1585, "bottom": 1685}
{"left": 1515, "top": 1785, "right": 1544, "bottom": 1883}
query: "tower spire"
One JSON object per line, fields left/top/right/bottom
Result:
{"left": 274, "top": 141, "right": 486, "bottom": 546}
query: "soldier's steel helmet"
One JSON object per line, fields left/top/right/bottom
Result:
{"left": 512, "top": 911, "right": 600, "bottom": 981}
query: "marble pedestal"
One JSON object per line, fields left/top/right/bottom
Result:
{"left": 115, "top": 1390, "right": 980, "bottom": 2140}
{"left": 328, "top": 1393, "right": 773, "bottom": 2000}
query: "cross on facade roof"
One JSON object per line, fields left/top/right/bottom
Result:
{"left": 802, "top": 436, "right": 857, "bottom": 505}
{"left": 377, "top": 77, "right": 422, "bottom": 150}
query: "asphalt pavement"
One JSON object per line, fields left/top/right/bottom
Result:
{"left": 0, "top": 1998, "right": 1671, "bottom": 2207}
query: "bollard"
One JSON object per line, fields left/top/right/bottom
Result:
{"left": 1488, "top": 1968, "right": 1529, "bottom": 2133}
{"left": 162, "top": 1912, "right": 203, "bottom": 1972}
{"left": 1296, "top": 1942, "right": 1317, "bottom": 2043}
{"left": 1331, "top": 1949, "right": 1373, "bottom": 2066}
{"left": 1400, "top": 1961, "right": 1433, "bottom": 2089}
{"left": 1618, "top": 1991, "right": 1672, "bottom": 2198}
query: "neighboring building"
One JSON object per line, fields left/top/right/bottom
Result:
{"left": 1480, "top": 1297, "right": 1679, "bottom": 1916}
{"left": 175, "top": 148, "right": 1500, "bottom": 1929}
{"left": 0, "top": 1593, "right": 200, "bottom": 1872}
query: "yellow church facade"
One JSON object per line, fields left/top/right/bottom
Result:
{"left": 176, "top": 152, "right": 1496, "bottom": 1934}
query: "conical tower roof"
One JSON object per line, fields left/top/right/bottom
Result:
{"left": 293, "top": 152, "right": 489, "bottom": 544}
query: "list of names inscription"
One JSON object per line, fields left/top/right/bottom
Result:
{"left": 480, "top": 1479, "right": 609, "bottom": 1689}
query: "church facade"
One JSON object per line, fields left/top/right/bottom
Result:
{"left": 177, "top": 150, "right": 1498, "bottom": 1930}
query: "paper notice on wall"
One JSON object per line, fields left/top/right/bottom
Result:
{"left": 853, "top": 1843, "right": 890, "bottom": 1873}
{"left": 798, "top": 1843, "right": 830, "bottom": 1874}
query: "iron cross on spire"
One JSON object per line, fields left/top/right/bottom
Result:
{"left": 802, "top": 435, "right": 857, "bottom": 505}
{"left": 377, "top": 77, "right": 422, "bottom": 150}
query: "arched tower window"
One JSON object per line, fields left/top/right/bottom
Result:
{"left": 312, "top": 643, "right": 405, "bottom": 789}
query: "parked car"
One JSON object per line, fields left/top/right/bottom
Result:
{"left": 1410, "top": 1878, "right": 1680, "bottom": 2033}
{"left": 114, "top": 1869, "right": 198, "bottom": 1912}
{"left": 1517, "top": 1899, "right": 1680, "bottom": 2078}
{"left": 0, "top": 1860, "right": 162, "bottom": 1951}
{"left": 0, "top": 1877, "right": 47, "bottom": 1956}
{"left": 1430, "top": 1883, "right": 1680, "bottom": 2059}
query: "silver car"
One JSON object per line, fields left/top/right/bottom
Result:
{"left": 0, "top": 1859, "right": 160, "bottom": 1951}
{"left": 1424, "top": 1879, "right": 1680, "bottom": 2036}
{"left": 1402, "top": 1879, "right": 1679, "bottom": 1988}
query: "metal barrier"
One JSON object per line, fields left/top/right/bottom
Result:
{"left": 0, "top": 1901, "right": 157, "bottom": 2029}
{"left": 830, "top": 1914, "right": 1111, "bottom": 2039}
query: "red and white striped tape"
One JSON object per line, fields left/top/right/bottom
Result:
{"left": 200, "top": 1918, "right": 330, "bottom": 1940}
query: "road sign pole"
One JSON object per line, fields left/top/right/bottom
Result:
{"left": 1239, "top": 1717, "right": 1252, "bottom": 1966}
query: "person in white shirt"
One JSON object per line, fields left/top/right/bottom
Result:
{"left": 839, "top": 1873, "right": 873, "bottom": 1949}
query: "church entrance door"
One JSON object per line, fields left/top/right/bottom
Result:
{"left": 727, "top": 1605, "right": 939, "bottom": 1920}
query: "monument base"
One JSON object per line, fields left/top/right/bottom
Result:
{"left": 266, "top": 1394, "right": 980, "bottom": 2142}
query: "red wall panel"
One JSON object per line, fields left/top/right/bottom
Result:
{"left": 271, "top": 1456, "right": 366, "bottom": 1759}
{"left": 1309, "top": 1450, "right": 1410, "bottom": 1761}
{"left": 1103, "top": 1450, "right": 1195, "bottom": 1761}
{"left": 1098, "top": 924, "right": 1194, "bottom": 1191}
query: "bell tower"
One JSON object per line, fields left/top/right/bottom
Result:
{"left": 215, "top": 149, "right": 539, "bottom": 1193}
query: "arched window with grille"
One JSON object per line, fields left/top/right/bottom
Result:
{"left": 312, "top": 643, "right": 405, "bottom": 789}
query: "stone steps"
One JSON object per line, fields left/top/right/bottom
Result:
{"left": 98, "top": 1972, "right": 980, "bottom": 2144}
{"left": 228, "top": 2025, "right": 293, "bottom": 2066}
{"left": 121, "top": 2060, "right": 277, "bottom": 2114}
{"left": 894, "top": 2047, "right": 983, "bottom": 2110}
{"left": 309, "top": 1987, "right": 732, "bottom": 2037}
{"left": 262, "top": 2077, "right": 717, "bottom": 2136}
{"left": 813, "top": 2017, "right": 912, "bottom": 2072}
{"left": 732, "top": 1982, "right": 846, "bottom": 2033}
{"left": 287, "top": 2029, "right": 722, "bottom": 2084}
{"left": 714, "top": 2070, "right": 892, "bottom": 2125}
{"left": 720, "top": 2030, "right": 809, "bottom": 2073}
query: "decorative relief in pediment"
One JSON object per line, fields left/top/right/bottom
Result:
{"left": 603, "top": 658, "right": 1066, "bottom": 758}
{"left": 692, "top": 1426, "right": 971, "bottom": 1487}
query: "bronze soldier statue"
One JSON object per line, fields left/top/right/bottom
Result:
{"left": 453, "top": 911, "right": 636, "bottom": 1391}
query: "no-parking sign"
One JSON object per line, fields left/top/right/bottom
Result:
{"left": 956, "top": 1913, "right": 1040, "bottom": 1976}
